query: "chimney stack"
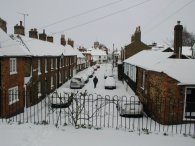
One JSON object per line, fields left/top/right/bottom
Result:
{"left": 0, "top": 17, "right": 7, "bottom": 33}
{"left": 39, "top": 29, "right": 47, "bottom": 41}
{"left": 61, "top": 34, "right": 66, "bottom": 46}
{"left": 29, "top": 28, "right": 38, "bottom": 39}
{"left": 14, "top": 21, "right": 25, "bottom": 35}
{"left": 174, "top": 21, "right": 183, "bottom": 58}
{"left": 134, "top": 26, "right": 141, "bottom": 42}
{"left": 67, "top": 38, "right": 74, "bottom": 47}
{"left": 47, "top": 36, "right": 53, "bottom": 43}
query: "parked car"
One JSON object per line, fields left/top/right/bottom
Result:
{"left": 82, "top": 73, "right": 89, "bottom": 83}
{"left": 104, "top": 76, "right": 116, "bottom": 89}
{"left": 96, "top": 64, "right": 100, "bottom": 68}
{"left": 70, "top": 76, "right": 85, "bottom": 89}
{"left": 118, "top": 100, "right": 143, "bottom": 118}
{"left": 92, "top": 65, "right": 97, "bottom": 71}
{"left": 86, "top": 67, "right": 94, "bottom": 78}
{"left": 104, "top": 70, "right": 113, "bottom": 79}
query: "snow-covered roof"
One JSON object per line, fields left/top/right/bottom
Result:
{"left": 151, "top": 59, "right": 195, "bottom": 85}
{"left": 124, "top": 49, "right": 195, "bottom": 85}
{"left": 17, "top": 35, "right": 77, "bottom": 57}
{"left": 182, "top": 46, "right": 193, "bottom": 57}
{"left": 90, "top": 48, "right": 107, "bottom": 56}
{"left": 0, "top": 28, "right": 31, "bottom": 56}
{"left": 73, "top": 48, "right": 85, "bottom": 58}
{"left": 0, "top": 28, "right": 77, "bottom": 57}
{"left": 123, "top": 50, "right": 173, "bottom": 70}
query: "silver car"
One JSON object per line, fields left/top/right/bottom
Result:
{"left": 70, "top": 76, "right": 85, "bottom": 89}
{"left": 118, "top": 101, "right": 143, "bottom": 118}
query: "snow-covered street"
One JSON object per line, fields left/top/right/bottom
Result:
{"left": 0, "top": 64, "right": 195, "bottom": 146}
{"left": 57, "top": 63, "right": 135, "bottom": 98}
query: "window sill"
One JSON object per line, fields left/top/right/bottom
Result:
{"left": 38, "top": 93, "right": 42, "bottom": 98}
{"left": 9, "top": 99, "right": 19, "bottom": 105}
{"left": 10, "top": 72, "right": 18, "bottom": 75}
{"left": 51, "top": 85, "right": 54, "bottom": 89}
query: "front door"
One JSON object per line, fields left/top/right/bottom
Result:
{"left": 184, "top": 87, "right": 195, "bottom": 120}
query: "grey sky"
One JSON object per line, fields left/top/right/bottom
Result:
{"left": 0, "top": 0, "right": 195, "bottom": 50}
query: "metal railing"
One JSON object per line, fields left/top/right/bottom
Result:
{"left": 0, "top": 90, "right": 194, "bottom": 136}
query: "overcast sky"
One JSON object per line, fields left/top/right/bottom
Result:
{"left": 0, "top": 0, "right": 195, "bottom": 50}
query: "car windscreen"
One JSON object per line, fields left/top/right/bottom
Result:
{"left": 71, "top": 78, "right": 81, "bottom": 83}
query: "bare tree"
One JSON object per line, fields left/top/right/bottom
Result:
{"left": 182, "top": 27, "right": 195, "bottom": 46}
{"left": 165, "top": 27, "right": 195, "bottom": 47}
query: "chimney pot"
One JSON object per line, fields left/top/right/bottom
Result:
{"left": 177, "top": 21, "right": 181, "bottom": 25}
{"left": 29, "top": 28, "right": 38, "bottom": 39}
{"left": 61, "top": 34, "right": 65, "bottom": 38}
{"left": 47, "top": 36, "right": 53, "bottom": 43}
{"left": 39, "top": 29, "right": 47, "bottom": 41}
{"left": 14, "top": 21, "right": 25, "bottom": 35}
{"left": 20, "top": 21, "right": 22, "bottom": 26}
{"left": 134, "top": 26, "right": 141, "bottom": 42}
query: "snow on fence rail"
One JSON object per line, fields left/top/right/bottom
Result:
{"left": 0, "top": 91, "right": 195, "bottom": 136}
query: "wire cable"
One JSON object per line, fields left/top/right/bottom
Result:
{"left": 52, "top": 0, "right": 152, "bottom": 35}
{"left": 144, "top": 0, "right": 194, "bottom": 34}
{"left": 38, "top": 0, "right": 124, "bottom": 30}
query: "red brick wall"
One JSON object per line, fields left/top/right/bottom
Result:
{"left": 0, "top": 55, "right": 76, "bottom": 117}
{"left": 136, "top": 67, "right": 185, "bottom": 124}
{"left": 0, "top": 57, "right": 25, "bottom": 117}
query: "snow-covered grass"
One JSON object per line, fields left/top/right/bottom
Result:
{"left": 0, "top": 122, "right": 194, "bottom": 146}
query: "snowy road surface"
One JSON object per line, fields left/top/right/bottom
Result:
{"left": 57, "top": 63, "right": 136, "bottom": 98}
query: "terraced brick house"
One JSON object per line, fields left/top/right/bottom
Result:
{"left": 0, "top": 19, "right": 77, "bottom": 118}
{"left": 124, "top": 21, "right": 195, "bottom": 124}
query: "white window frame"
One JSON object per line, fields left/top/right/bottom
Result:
{"left": 10, "top": 58, "right": 17, "bottom": 75}
{"left": 38, "top": 59, "right": 41, "bottom": 75}
{"left": 70, "top": 57, "right": 72, "bottom": 65}
{"left": 141, "top": 70, "right": 145, "bottom": 90}
{"left": 9, "top": 86, "right": 19, "bottom": 105}
{"left": 62, "top": 58, "right": 64, "bottom": 67}
{"left": 51, "top": 76, "right": 54, "bottom": 89}
{"left": 59, "top": 72, "right": 62, "bottom": 83}
{"left": 59, "top": 58, "right": 62, "bottom": 68}
{"left": 55, "top": 58, "right": 58, "bottom": 69}
{"left": 38, "top": 82, "right": 41, "bottom": 98}
{"left": 51, "top": 59, "right": 54, "bottom": 69}
{"left": 183, "top": 87, "right": 195, "bottom": 121}
{"left": 74, "top": 56, "right": 77, "bottom": 64}
{"left": 45, "top": 59, "right": 48, "bottom": 73}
